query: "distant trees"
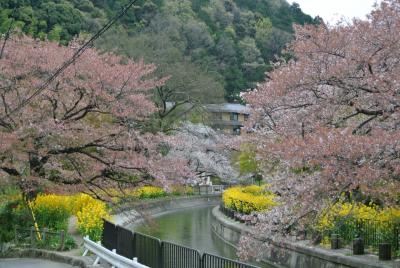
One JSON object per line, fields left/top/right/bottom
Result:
{"left": 239, "top": 0, "right": 400, "bottom": 260}
{"left": 0, "top": 1, "right": 85, "bottom": 44}
{"left": 0, "top": 36, "right": 190, "bottom": 195}
{"left": 0, "top": 0, "right": 316, "bottom": 101}
{"left": 167, "top": 122, "right": 239, "bottom": 182}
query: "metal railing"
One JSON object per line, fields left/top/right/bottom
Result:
{"left": 219, "top": 204, "right": 400, "bottom": 256}
{"left": 14, "top": 226, "right": 66, "bottom": 251}
{"left": 83, "top": 236, "right": 149, "bottom": 268}
{"left": 219, "top": 204, "right": 251, "bottom": 224}
{"left": 219, "top": 204, "right": 236, "bottom": 219}
{"left": 203, "top": 253, "right": 257, "bottom": 268}
{"left": 162, "top": 241, "right": 201, "bottom": 268}
{"left": 196, "top": 185, "right": 226, "bottom": 195}
{"left": 102, "top": 219, "right": 259, "bottom": 268}
{"left": 134, "top": 232, "right": 162, "bottom": 268}
{"left": 321, "top": 219, "right": 400, "bottom": 251}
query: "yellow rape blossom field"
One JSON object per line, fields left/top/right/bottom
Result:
{"left": 33, "top": 193, "right": 111, "bottom": 241}
{"left": 31, "top": 186, "right": 174, "bottom": 241}
{"left": 223, "top": 185, "right": 277, "bottom": 214}
{"left": 316, "top": 201, "right": 400, "bottom": 251}
{"left": 131, "top": 186, "right": 167, "bottom": 199}
{"left": 316, "top": 202, "right": 400, "bottom": 231}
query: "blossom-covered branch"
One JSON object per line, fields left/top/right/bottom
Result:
{"left": 240, "top": 0, "right": 400, "bottom": 260}
{"left": 0, "top": 36, "right": 190, "bottom": 194}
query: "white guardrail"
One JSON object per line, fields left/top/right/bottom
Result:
{"left": 82, "top": 236, "right": 149, "bottom": 268}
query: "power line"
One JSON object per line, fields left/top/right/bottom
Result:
{"left": 1, "top": 0, "right": 139, "bottom": 121}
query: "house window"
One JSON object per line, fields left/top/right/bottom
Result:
{"left": 230, "top": 112, "right": 239, "bottom": 121}
{"left": 244, "top": 114, "right": 249, "bottom": 121}
{"left": 233, "top": 126, "right": 241, "bottom": 135}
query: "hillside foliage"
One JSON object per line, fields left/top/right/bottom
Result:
{"left": 0, "top": 0, "right": 315, "bottom": 101}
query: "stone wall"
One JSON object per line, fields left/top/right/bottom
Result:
{"left": 211, "top": 206, "right": 399, "bottom": 268}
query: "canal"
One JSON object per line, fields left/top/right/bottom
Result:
{"left": 134, "top": 205, "right": 270, "bottom": 268}
{"left": 135, "top": 206, "right": 237, "bottom": 259}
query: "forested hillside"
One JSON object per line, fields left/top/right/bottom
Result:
{"left": 0, "top": 0, "right": 315, "bottom": 101}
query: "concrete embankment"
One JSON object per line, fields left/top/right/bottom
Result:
{"left": 211, "top": 206, "right": 399, "bottom": 268}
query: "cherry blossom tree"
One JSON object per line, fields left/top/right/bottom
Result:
{"left": 167, "top": 122, "right": 239, "bottom": 183}
{"left": 0, "top": 35, "right": 190, "bottom": 197}
{"left": 240, "top": 0, "right": 400, "bottom": 259}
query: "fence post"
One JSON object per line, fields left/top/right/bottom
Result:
{"left": 157, "top": 241, "right": 164, "bottom": 268}
{"left": 379, "top": 243, "right": 391, "bottom": 260}
{"left": 353, "top": 238, "right": 364, "bottom": 255}
{"left": 331, "top": 234, "right": 340, "bottom": 249}
{"left": 42, "top": 227, "right": 48, "bottom": 242}
{"left": 14, "top": 226, "right": 17, "bottom": 244}
{"left": 30, "top": 226, "right": 35, "bottom": 246}
{"left": 200, "top": 253, "right": 204, "bottom": 268}
{"left": 394, "top": 224, "right": 399, "bottom": 252}
{"left": 59, "top": 230, "right": 65, "bottom": 251}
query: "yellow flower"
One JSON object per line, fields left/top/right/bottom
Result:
{"left": 133, "top": 186, "right": 166, "bottom": 199}
{"left": 223, "top": 186, "right": 277, "bottom": 214}
{"left": 32, "top": 193, "right": 110, "bottom": 241}
{"left": 315, "top": 201, "right": 400, "bottom": 234}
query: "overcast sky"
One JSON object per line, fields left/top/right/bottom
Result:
{"left": 290, "top": 0, "right": 381, "bottom": 24}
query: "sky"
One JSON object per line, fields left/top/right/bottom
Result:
{"left": 290, "top": 0, "right": 382, "bottom": 24}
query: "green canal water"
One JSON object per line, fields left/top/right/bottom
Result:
{"left": 134, "top": 205, "right": 271, "bottom": 268}
{"left": 135, "top": 206, "right": 237, "bottom": 259}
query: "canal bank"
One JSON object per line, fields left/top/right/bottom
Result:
{"left": 111, "top": 195, "right": 240, "bottom": 260}
{"left": 211, "top": 206, "right": 397, "bottom": 268}
{"left": 112, "top": 195, "right": 264, "bottom": 267}
{"left": 112, "top": 196, "right": 398, "bottom": 268}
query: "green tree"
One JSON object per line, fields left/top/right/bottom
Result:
{"left": 47, "top": 24, "right": 62, "bottom": 42}
{"left": 0, "top": 0, "right": 315, "bottom": 100}
{"left": 236, "top": 144, "right": 263, "bottom": 185}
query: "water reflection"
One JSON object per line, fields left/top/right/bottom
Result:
{"left": 134, "top": 206, "right": 271, "bottom": 268}
{"left": 135, "top": 206, "right": 237, "bottom": 258}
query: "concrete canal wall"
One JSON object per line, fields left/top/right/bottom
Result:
{"left": 112, "top": 196, "right": 399, "bottom": 268}
{"left": 211, "top": 206, "right": 398, "bottom": 268}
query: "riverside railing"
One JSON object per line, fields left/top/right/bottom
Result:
{"left": 83, "top": 236, "right": 149, "bottom": 268}
{"left": 219, "top": 203, "right": 400, "bottom": 253}
{"left": 102, "top": 219, "right": 259, "bottom": 268}
{"left": 323, "top": 218, "right": 400, "bottom": 251}
{"left": 14, "top": 226, "right": 66, "bottom": 251}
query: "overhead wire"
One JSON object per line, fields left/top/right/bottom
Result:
{"left": 0, "top": 0, "right": 139, "bottom": 121}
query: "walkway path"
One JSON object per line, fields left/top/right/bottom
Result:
{"left": 0, "top": 258, "right": 76, "bottom": 268}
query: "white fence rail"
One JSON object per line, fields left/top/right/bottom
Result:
{"left": 82, "top": 236, "right": 149, "bottom": 268}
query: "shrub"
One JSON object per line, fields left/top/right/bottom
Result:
{"left": 223, "top": 185, "right": 277, "bottom": 214}
{"left": 171, "top": 185, "right": 195, "bottom": 196}
{"left": 32, "top": 194, "right": 71, "bottom": 231}
{"left": 68, "top": 193, "right": 95, "bottom": 215}
{"left": 316, "top": 202, "right": 400, "bottom": 231}
{"left": 76, "top": 196, "right": 110, "bottom": 241}
{"left": 242, "top": 185, "right": 265, "bottom": 195}
{"left": 134, "top": 186, "right": 167, "bottom": 199}
{"left": 0, "top": 200, "right": 30, "bottom": 243}
{"left": 32, "top": 193, "right": 110, "bottom": 241}
{"left": 316, "top": 202, "right": 400, "bottom": 251}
